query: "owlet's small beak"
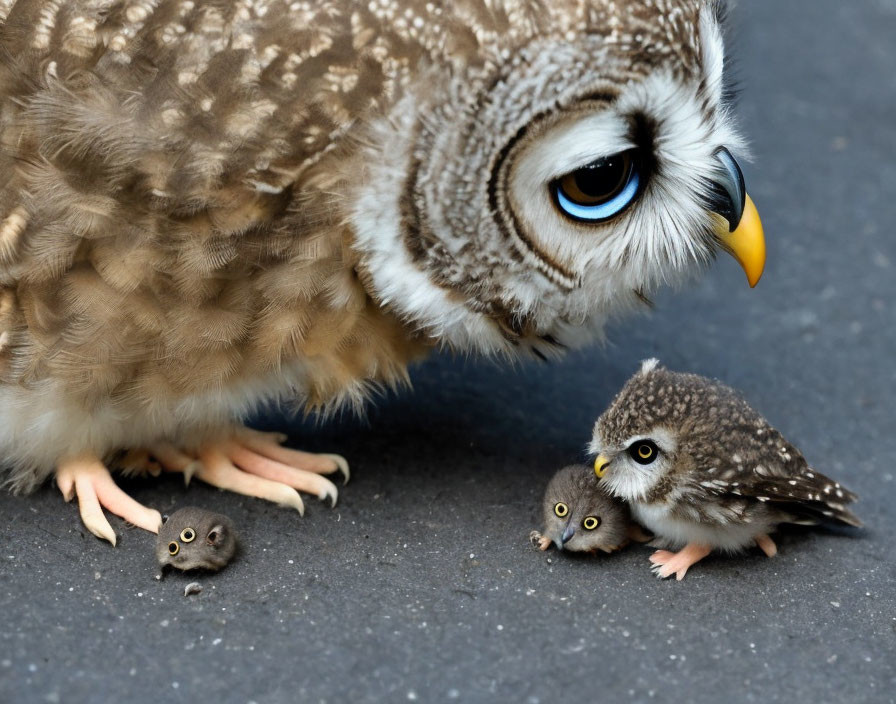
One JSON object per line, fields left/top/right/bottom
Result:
{"left": 708, "top": 147, "right": 766, "bottom": 288}
{"left": 594, "top": 455, "right": 611, "bottom": 479}
{"left": 560, "top": 523, "right": 576, "bottom": 547}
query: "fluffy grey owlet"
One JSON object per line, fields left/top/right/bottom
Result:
{"left": 590, "top": 360, "right": 861, "bottom": 580}
{"left": 156, "top": 507, "right": 238, "bottom": 572}
{"left": 530, "top": 464, "right": 632, "bottom": 554}
{"left": 0, "top": 1, "right": 766, "bottom": 544}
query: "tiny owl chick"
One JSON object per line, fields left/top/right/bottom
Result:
{"left": 156, "top": 507, "right": 238, "bottom": 572}
{"left": 530, "top": 465, "right": 631, "bottom": 554}
{"left": 590, "top": 360, "right": 860, "bottom": 580}
{"left": 0, "top": 1, "right": 766, "bottom": 544}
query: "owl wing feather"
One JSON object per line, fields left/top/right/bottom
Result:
{"left": 0, "top": 0, "right": 362, "bottom": 253}
{"left": 696, "top": 437, "right": 862, "bottom": 528}
{"left": 668, "top": 382, "right": 862, "bottom": 528}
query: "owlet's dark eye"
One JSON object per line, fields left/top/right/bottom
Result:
{"left": 583, "top": 516, "right": 601, "bottom": 531}
{"left": 168, "top": 542, "right": 179, "bottom": 556}
{"left": 554, "top": 502, "right": 569, "bottom": 518}
{"left": 180, "top": 528, "right": 195, "bottom": 543}
{"left": 552, "top": 150, "right": 641, "bottom": 222}
{"left": 629, "top": 440, "right": 659, "bottom": 465}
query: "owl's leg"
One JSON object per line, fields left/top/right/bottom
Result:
{"left": 754, "top": 534, "right": 777, "bottom": 558}
{"left": 648, "top": 543, "right": 712, "bottom": 581}
{"left": 235, "top": 428, "right": 350, "bottom": 484}
{"left": 149, "top": 428, "right": 346, "bottom": 510}
{"left": 147, "top": 443, "right": 305, "bottom": 514}
{"left": 195, "top": 446, "right": 308, "bottom": 514}
{"left": 223, "top": 442, "right": 339, "bottom": 507}
{"left": 56, "top": 454, "right": 163, "bottom": 546}
{"left": 147, "top": 444, "right": 202, "bottom": 485}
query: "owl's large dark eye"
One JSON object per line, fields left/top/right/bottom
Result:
{"left": 168, "top": 542, "right": 179, "bottom": 556}
{"left": 180, "top": 528, "right": 196, "bottom": 543}
{"left": 554, "top": 502, "right": 569, "bottom": 518}
{"left": 629, "top": 440, "right": 659, "bottom": 465}
{"left": 552, "top": 150, "right": 640, "bottom": 222}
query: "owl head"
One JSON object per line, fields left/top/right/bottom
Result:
{"left": 589, "top": 358, "right": 751, "bottom": 502}
{"left": 538, "top": 464, "right": 630, "bottom": 553}
{"left": 354, "top": 0, "right": 764, "bottom": 357}
{"left": 155, "top": 507, "right": 238, "bottom": 572}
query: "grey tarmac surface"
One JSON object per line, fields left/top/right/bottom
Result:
{"left": 1, "top": 1, "right": 895, "bottom": 702}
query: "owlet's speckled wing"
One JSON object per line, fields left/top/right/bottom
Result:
{"left": 689, "top": 401, "right": 861, "bottom": 527}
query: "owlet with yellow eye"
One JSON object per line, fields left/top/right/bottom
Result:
{"left": 530, "top": 465, "right": 633, "bottom": 554}
{"left": 590, "top": 360, "right": 861, "bottom": 581}
{"left": 156, "top": 507, "right": 238, "bottom": 573}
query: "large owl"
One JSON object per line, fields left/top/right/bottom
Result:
{"left": 0, "top": 0, "right": 765, "bottom": 544}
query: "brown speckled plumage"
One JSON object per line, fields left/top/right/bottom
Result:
{"left": 591, "top": 360, "right": 860, "bottom": 555}
{"left": 2, "top": 0, "right": 453, "bottom": 489}
{"left": 0, "top": 2, "right": 748, "bottom": 523}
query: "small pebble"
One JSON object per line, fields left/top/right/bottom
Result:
{"left": 184, "top": 582, "right": 203, "bottom": 597}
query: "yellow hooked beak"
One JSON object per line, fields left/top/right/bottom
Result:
{"left": 708, "top": 147, "right": 766, "bottom": 288}
{"left": 594, "top": 455, "right": 611, "bottom": 479}
{"left": 715, "top": 194, "right": 765, "bottom": 288}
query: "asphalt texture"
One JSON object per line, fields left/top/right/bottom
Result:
{"left": 2, "top": 1, "right": 895, "bottom": 702}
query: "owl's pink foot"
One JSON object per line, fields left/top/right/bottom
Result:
{"left": 755, "top": 533, "right": 777, "bottom": 557}
{"left": 235, "top": 428, "right": 349, "bottom": 484}
{"left": 56, "top": 454, "right": 163, "bottom": 546}
{"left": 150, "top": 428, "right": 348, "bottom": 512}
{"left": 648, "top": 543, "right": 712, "bottom": 581}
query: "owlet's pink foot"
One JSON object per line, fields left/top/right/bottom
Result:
{"left": 754, "top": 533, "right": 778, "bottom": 558}
{"left": 648, "top": 543, "right": 713, "bottom": 581}
{"left": 56, "top": 427, "right": 349, "bottom": 545}
{"left": 529, "top": 531, "right": 552, "bottom": 551}
{"left": 648, "top": 534, "right": 778, "bottom": 580}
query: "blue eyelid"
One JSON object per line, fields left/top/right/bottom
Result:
{"left": 554, "top": 163, "right": 640, "bottom": 223}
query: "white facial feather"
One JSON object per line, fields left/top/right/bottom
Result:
{"left": 592, "top": 428, "right": 679, "bottom": 502}
{"left": 352, "top": 95, "right": 509, "bottom": 355}
{"left": 512, "top": 66, "right": 744, "bottom": 288}
{"left": 699, "top": 3, "right": 726, "bottom": 105}
{"left": 353, "top": 8, "right": 744, "bottom": 357}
